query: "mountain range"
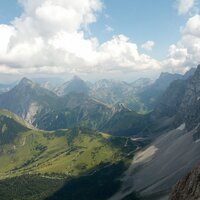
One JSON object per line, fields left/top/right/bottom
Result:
{"left": 0, "top": 77, "right": 146, "bottom": 136}
{"left": 108, "top": 65, "right": 200, "bottom": 200}
{"left": 0, "top": 66, "right": 200, "bottom": 200}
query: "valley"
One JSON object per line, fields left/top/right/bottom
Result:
{"left": 1, "top": 1, "right": 200, "bottom": 199}
{"left": 0, "top": 65, "right": 199, "bottom": 200}
{"left": 0, "top": 109, "right": 147, "bottom": 200}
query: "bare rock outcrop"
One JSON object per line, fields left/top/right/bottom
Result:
{"left": 170, "top": 162, "right": 200, "bottom": 200}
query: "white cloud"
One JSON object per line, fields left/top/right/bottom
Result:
{"left": 141, "top": 41, "right": 155, "bottom": 51}
{"left": 176, "top": 0, "right": 195, "bottom": 15}
{"left": 105, "top": 25, "right": 114, "bottom": 32}
{"left": 97, "top": 35, "right": 160, "bottom": 72}
{"left": 0, "top": 0, "right": 161, "bottom": 76}
{"left": 162, "top": 14, "right": 200, "bottom": 73}
{"left": 182, "top": 14, "right": 200, "bottom": 36}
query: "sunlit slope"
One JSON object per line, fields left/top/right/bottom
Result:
{"left": 0, "top": 109, "right": 139, "bottom": 179}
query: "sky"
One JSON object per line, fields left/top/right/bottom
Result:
{"left": 0, "top": 0, "right": 200, "bottom": 82}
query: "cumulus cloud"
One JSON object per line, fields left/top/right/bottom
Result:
{"left": 2, "top": 0, "right": 199, "bottom": 77}
{"left": 141, "top": 41, "right": 155, "bottom": 51}
{"left": 105, "top": 25, "right": 114, "bottom": 32}
{"left": 0, "top": 0, "right": 160, "bottom": 76}
{"left": 97, "top": 35, "right": 160, "bottom": 71}
{"left": 176, "top": 0, "right": 195, "bottom": 15}
{"left": 163, "top": 14, "right": 200, "bottom": 72}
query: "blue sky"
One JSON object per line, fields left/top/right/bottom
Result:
{"left": 0, "top": 0, "right": 199, "bottom": 82}
{"left": 0, "top": 0, "right": 22, "bottom": 23}
{"left": 0, "top": 0, "right": 188, "bottom": 59}
{"left": 91, "top": 0, "right": 188, "bottom": 59}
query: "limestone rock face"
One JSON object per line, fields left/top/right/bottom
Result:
{"left": 153, "top": 64, "right": 200, "bottom": 131}
{"left": 178, "top": 64, "right": 200, "bottom": 130}
{"left": 170, "top": 162, "right": 200, "bottom": 200}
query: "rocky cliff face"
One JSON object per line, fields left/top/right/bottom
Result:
{"left": 137, "top": 71, "right": 187, "bottom": 109}
{"left": 153, "top": 64, "right": 200, "bottom": 131}
{"left": 154, "top": 79, "right": 186, "bottom": 118}
{"left": 178, "top": 65, "right": 200, "bottom": 130}
{"left": 0, "top": 78, "right": 58, "bottom": 124}
{"left": 170, "top": 162, "right": 200, "bottom": 200}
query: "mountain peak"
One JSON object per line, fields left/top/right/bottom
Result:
{"left": 159, "top": 72, "right": 181, "bottom": 80}
{"left": 112, "top": 103, "right": 131, "bottom": 113}
{"left": 190, "top": 64, "right": 200, "bottom": 79}
{"left": 159, "top": 72, "right": 170, "bottom": 77}
{"left": 55, "top": 76, "right": 89, "bottom": 96}
{"left": 183, "top": 68, "right": 196, "bottom": 79}
{"left": 195, "top": 64, "right": 200, "bottom": 75}
{"left": 18, "top": 77, "right": 34, "bottom": 87}
{"left": 71, "top": 75, "right": 82, "bottom": 81}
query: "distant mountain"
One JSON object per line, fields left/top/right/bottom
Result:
{"left": 152, "top": 72, "right": 183, "bottom": 90}
{"left": 0, "top": 78, "right": 144, "bottom": 135}
{"left": 101, "top": 103, "right": 146, "bottom": 136}
{"left": 182, "top": 67, "right": 196, "bottom": 79}
{"left": 54, "top": 77, "right": 153, "bottom": 113}
{"left": 34, "top": 94, "right": 147, "bottom": 136}
{"left": 153, "top": 64, "right": 200, "bottom": 131}
{"left": 0, "top": 82, "right": 16, "bottom": 94}
{"left": 0, "top": 78, "right": 58, "bottom": 124}
{"left": 90, "top": 79, "right": 143, "bottom": 112}
{"left": 54, "top": 76, "right": 90, "bottom": 96}
{"left": 33, "top": 77, "right": 65, "bottom": 90}
{"left": 137, "top": 69, "right": 195, "bottom": 111}
{"left": 130, "top": 78, "right": 152, "bottom": 91}
{"left": 34, "top": 93, "right": 113, "bottom": 131}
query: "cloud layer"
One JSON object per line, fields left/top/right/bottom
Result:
{"left": 176, "top": 0, "right": 195, "bottom": 15}
{"left": 163, "top": 14, "right": 200, "bottom": 72}
{"left": 0, "top": 0, "right": 160, "bottom": 76}
{"left": 0, "top": 0, "right": 200, "bottom": 77}
{"left": 141, "top": 41, "right": 155, "bottom": 51}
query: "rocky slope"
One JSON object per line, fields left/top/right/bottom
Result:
{"left": 0, "top": 78, "right": 145, "bottom": 135}
{"left": 110, "top": 123, "right": 200, "bottom": 200}
{"left": 89, "top": 79, "right": 144, "bottom": 112}
{"left": 153, "top": 64, "right": 200, "bottom": 131}
{"left": 54, "top": 76, "right": 90, "bottom": 96}
{"left": 109, "top": 65, "right": 200, "bottom": 200}
{"left": 137, "top": 69, "right": 195, "bottom": 112}
{"left": 101, "top": 103, "right": 146, "bottom": 136}
{"left": 0, "top": 78, "right": 58, "bottom": 124}
{"left": 170, "top": 162, "right": 200, "bottom": 200}
{"left": 46, "top": 72, "right": 192, "bottom": 114}
{"left": 34, "top": 93, "right": 113, "bottom": 131}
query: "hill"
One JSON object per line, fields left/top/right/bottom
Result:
{"left": 0, "top": 109, "right": 145, "bottom": 200}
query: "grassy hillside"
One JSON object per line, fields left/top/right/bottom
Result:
{"left": 0, "top": 162, "right": 140, "bottom": 200}
{"left": 0, "top": 127, "right": 137, "bottom": 179}
{"left": 0, "top": 109, "right": 145, "bottom": 199}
